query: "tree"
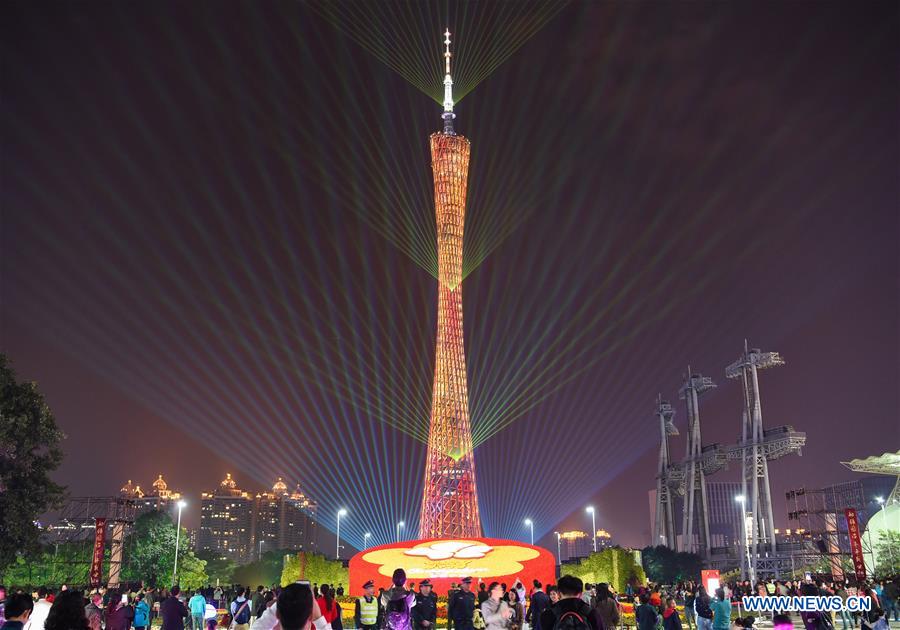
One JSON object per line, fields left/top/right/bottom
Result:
{"left": 281, "top": 552, "right": 347, "bottom": 587}
{"left": 874, "top": 529, "right": 900, "bottom": 577}
{"left": 123, "top": 511, "right": 207, "bottom": 587}
{"left": 561, "top": 548, "right": 647, "bottom": 593}
{"left": 231, "top": 550, "right": 290, "bottom": 587}
{"left": 0, "top": 354, "right": 67, "bottom": 570}
{"left": 197, "top": 552, "right": 237, "bottom": 585}
{"left": 641, "top": 546, "right": 702, "bottom": 584}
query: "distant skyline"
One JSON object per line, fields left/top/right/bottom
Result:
{"left": 2, "top": 0, "right": 897, "bottom": 550}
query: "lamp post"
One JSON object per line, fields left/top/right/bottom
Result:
{"left": 172, "top": 500, "right": 187, "bottom": 586}
{"left": 736, "top": 495, "right": 751, "bottom": 582}
{"left": 336, "top": 508, "right": 347, "bottom": 559}
{"left": 554, "top": 531, "right": 561, "bottom": 565}
{"left": 524, "top": 519, "right": 534, "bottom": 546}
{"left": 586, "top": 506, "right": 597, "bottom": 552}
{"left": 396, "top": 521, "right": 405, "bottom": 543}
{"left": 364, "top": 532, "right": 372, "bottom": 549}
{"left": 259, "top": 540, "right": 264, "bottom": 561}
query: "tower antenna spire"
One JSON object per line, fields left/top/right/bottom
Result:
{"left": 442, "top": 28, "right": 456, "bottom": 134}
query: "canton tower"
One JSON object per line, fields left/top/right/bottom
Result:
{"left": 419, "top": 30, "right": 483, "bottom": 539}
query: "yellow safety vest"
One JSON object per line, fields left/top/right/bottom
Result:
{"left": 359, "top": 597, "right": 378, "bottom": 626}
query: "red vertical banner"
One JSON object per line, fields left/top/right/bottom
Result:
{"left": 90, "top": 517, "right": 107, "bottom": 587}
{"left": 844, "top": 508, "right": 866, "bottom": 582}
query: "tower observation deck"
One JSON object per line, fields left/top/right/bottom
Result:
{"left": 419, "top": 30, "right": 482, "bottom": 539}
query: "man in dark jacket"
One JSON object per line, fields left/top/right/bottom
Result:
{"left": 477, "top": 583, "right": 489, "bottom": 609}
{"left": 160, "top": 586, "right": 188, "bottom": 630}
{"left": 527, "top": 581, "right": 550, "bottom": 630}
{"left": 412, "top": 581, "right": 437, "bottom": 630}
{"left": 448, "top": 578, "right": 476, "bottom": 630}
{"left": 539, "top": 576, "right": 602, "bottom": 630}
{"left": 635, "top": 593, "right": 658, "bottom": 630}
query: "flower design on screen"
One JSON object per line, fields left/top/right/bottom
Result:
{"left": 404, "top": 541, "right": 493, "bottom": 560}
{"left": 360, "top": 540, "right": 540, "bottom": 579}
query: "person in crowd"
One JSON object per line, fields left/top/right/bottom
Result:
{"left": 412, "top": 581, "right": 436, "bottom": 630}
{"left": 105, "top": 589, "right": 134, "bottom": 630}
{"left": 635, "top": 593, "right": 659, "bottom": 630}
{"left": 273, "top": 584, "right": 325, "bottom": 630}
{"left": 547, "top": 587, "right": 560, "bottom": 606}
{"left": 381, "top": 569, "right": 417, "bottom": 630}
{"left": 883, "top": 578, "right": 899, "bottom": 623}
{"left": 594, "top": 583, "right": 620, "bottom": 630}
{"left": 526, "top": 581, "right": 550, "bottom": 630}
{"left": 447, "top": 584, "right": 459, "bottom": 630}
{"left": 356, "top": 580, "right": 384, "bottom": 630}
{"left": 188, "top": 591, "right": 207, "bottom": 630}
{"left": 134, "top": 593, "right": 151, "bottom": 630}
{"left": 582, "top": 585, "right": 594, "bottom": 607}
{"left": 711, "top": 589, "right": 731, "bottom": 630}
{"left": 45, "top": 590, "right": 89, "bottom": 630}
{"left": 336, "top": 586, "right": 344, "bottom": 598}
{"left": 25, "top": 586, "right": 52, "bottom": 630}
{"left": 0, "top": 585, "right": 7, "bottom": 627}
{"left": 800, "top": 583, "right": 830, "bottom": 630}
{"left": 448, "top": 577, "right": 476, "bottom": 630}
{"left": 682, "top": 584, "right": 696, "bottom": 630}
{"left": 506, "top": 587, "right": 524, "bottom": 630}
{"left": 251, "top": 588, "right": 265, "bottom": 624}
{"left": 315, "top": 586, "right": 340, "bottom": 629}
{"left": 772, "top": 614, "right": 793, "bottom": 630}
{"left": 539, "top": 575, "right": 602, "bottom": 630}
{"left": 481, "top": 583, "right": 511, "bottom": 630}
{"left": 213, "top": 587, "right": 224, "bottom": 609}
{"left": 478, "top": 584, "right": 489, "bottom": 610}
{"left": 694, "top": 587, "right": 713, "bottom": 630}
{"left": 161, "top": 586, "right": 189, "bottom": 630}
{"left": 85, "top": 593, "right": 104, "bottom": 630}
{"left": 1, "top": 594, "right": 34, "bottom": 630}
{"left": 663, "top": 597, "right": 683, "bottom": 630}
{"left": 513, "top": 584, "right": 526, "bottom": 611}
{"left": 232, "top": 588, "right": 253, "bottom": 630}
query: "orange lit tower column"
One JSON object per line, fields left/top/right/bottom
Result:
{"left": 419, "top": 30, "right": 482, "bottom": 539}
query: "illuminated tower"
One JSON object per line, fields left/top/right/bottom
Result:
{"left": 419, "top": 29, "right": 482, "bottom": 539}
{"left": 652, "top": 396, "right": 679, "bottom": 548}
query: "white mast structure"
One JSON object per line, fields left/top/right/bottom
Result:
{"left": 653, "top": 396, "right": 679, "bottom": 547}
{"left": 680, "top": 369, "right": 717, "bottom": 557}
{"left": 725, "top": 341, "right": 804, "bottom": 580}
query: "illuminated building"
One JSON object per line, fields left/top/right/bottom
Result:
{"left": 251, "top": 478, "right": 319, "bottom": 555}
{"left": 121, "top": 475, "right": 183, "bottom": 522}
{"left": 559, "top": 531, "right": 592, "bottom": 561}
{"left": 198, "top": 473, "right": 254, "bottom": 562}
{"left": 419, "top": 29, "right": 482, "bottom": 539}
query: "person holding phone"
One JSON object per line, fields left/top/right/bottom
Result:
{"left": 251, "top": 584, "right": 328, "bottom": 630}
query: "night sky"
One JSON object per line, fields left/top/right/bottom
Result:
{"left": 2, "top": 1, "right": 897, "bottom": 551}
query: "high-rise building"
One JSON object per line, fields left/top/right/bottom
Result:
{"left": 419, "top": 30, "right": 481, "bottom": 539}
{"left": 559, "top": 531, "right": 592, "bottom": 562}
{"left": 121, "top": 475, "right": 183, "bottom": 522}
{"left": 198, "top": 473, "right": 254, "bottom": 562}
{"left": 251, "top": 478, "right": 318, "bottom": 556}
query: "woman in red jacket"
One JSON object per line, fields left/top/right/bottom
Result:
{"left": 317, "top": 586, "right": 340, "bottom": 627}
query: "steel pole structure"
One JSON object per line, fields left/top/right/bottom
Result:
{"left": 554, "top": 532, "right": 561, "bottom": 565}
{"left": 172, "top": 501, "right": 185, "bottom": 586}
{"left": 336, "top": 509, "right": 346, "bottom": 560}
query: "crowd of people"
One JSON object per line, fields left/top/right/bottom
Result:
{"left": 1, "top": 575, "right": 897, "bottom": 630}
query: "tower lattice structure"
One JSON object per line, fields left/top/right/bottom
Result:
{"left": 653, "top": 396, "right": 679, "bottom": 548}
{"left": 419, "top": 30, "right": 482, "bottom": 539}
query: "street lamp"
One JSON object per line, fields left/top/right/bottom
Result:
{"left": 586, "top": 506, "right": 597, "bottom": 553}
{"left": 172, "top": 500, "right": 187, "bottom": 586}
{"left": 364, "top": 532, "right": 372, "bottom": 549}
{"left": 336, "top": 508, "right": 347, "bottom": 559}
{"left": 554, "top": 531, "right": 561, "bottom": 565}
{"left": 396, "top": 521, "right": 405, "bottom": 543}
{"left": 524, "top": 519, "right": 534, "bottom": 546}
{"left": 735, "top": 495, "right": 751, "bottom": 583}
{"left": 259, "top": 539, "right": 265, "bottom": 561}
